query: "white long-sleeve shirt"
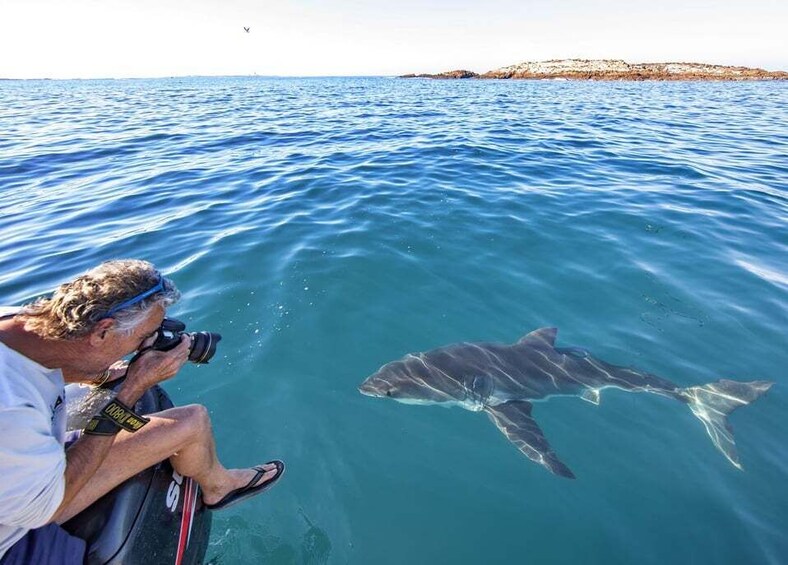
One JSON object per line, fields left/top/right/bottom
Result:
{"left": 0, "top": 308, "right": 67, "bottom": 558}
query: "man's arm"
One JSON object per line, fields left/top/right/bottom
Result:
{"left": 48, "top": 336, "right": 190, "bottom": 523}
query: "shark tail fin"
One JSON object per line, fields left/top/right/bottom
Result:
{"left": 682, "top": 379, "right": 773, "bottom": 469}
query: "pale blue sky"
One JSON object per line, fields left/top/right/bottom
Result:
{"left": 1, "top": 0, "right": 785, "bottom": 78}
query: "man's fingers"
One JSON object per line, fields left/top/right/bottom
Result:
{"left": 174, "top": 335, "right": 191, "bottom": 361}
{"left": 160, "top": 335, "right": 190, "bottom": 372}
{"left": 177, "top": 334, "right": 191, "bottom": 352}
{"left": 127, "top": 335, "right": 191, "bottom": 388}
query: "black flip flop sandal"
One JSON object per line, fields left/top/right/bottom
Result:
{"left": 205, "top": 460, "right": 285, "bottom": 511}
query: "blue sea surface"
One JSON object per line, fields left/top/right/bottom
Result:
{"left": 1, "top": 77, "right": 786, "bottom": 564}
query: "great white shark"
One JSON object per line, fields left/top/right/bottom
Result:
{"left": 358, "top": 328, "right": 773, "bottom": 478}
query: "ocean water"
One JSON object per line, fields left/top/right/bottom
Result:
{"left": 1, "top": 77, "right": 786, "bottom": 565}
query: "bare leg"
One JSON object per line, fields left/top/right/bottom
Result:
{"left": 56, "top": 404, "right": 279, "bottom": 523}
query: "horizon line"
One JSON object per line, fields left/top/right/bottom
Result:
{"left": 3, "top": 58, "right": 786, "bottom": 82}
{"left": 0, "top": 74, "right": 398, "bottom": 81}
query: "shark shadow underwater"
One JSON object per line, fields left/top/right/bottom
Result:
{"left": 358, "top": 328, "right": 773, "bottom": 478}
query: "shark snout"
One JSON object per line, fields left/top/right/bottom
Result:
{"left": 358, "top": 379, "right": 383, "bottom": 397}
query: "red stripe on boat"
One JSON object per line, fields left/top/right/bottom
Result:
{"left": 174, "top": 478, "right": 196, "bottom": 565}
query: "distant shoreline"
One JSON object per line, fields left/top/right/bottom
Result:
{"left": 401, "top": 59, "right": 788, "bottom": 81}
{"left": 2, "top": 61, "right": 787, "bottom": 82}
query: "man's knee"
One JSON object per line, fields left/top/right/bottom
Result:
{"left": 144, "top": 404, "right": 212, "bottom": 447}
{"left": 178, "top": 403, "right": 212, "bottom": 436}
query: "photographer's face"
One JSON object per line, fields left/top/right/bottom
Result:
{"left": 89, "top": 304, "right": 165, "bottom": 372}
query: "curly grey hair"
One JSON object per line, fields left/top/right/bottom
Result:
{"left": 21, "top": 259, "right": 180, "bottom": 339}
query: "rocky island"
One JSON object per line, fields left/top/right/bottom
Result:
{"left": 401, "top": 59, "right": 788, "bottom": 80}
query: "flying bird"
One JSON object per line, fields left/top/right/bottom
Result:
{"left": 244, "top": 27, "right": 250, "bottom": 33}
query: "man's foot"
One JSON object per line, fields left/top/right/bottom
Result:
{"left": 203, "top": 460, "right": 285, "bottom": 511}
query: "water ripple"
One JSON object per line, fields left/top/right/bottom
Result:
{"left": 0, "top": 77, "right": 786, "bottom": 564}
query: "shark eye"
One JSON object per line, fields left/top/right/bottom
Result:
{"left": 386, "top": 390, "right": 392, "bottom": 397}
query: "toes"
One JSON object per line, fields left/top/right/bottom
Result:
{"left": 254, "top": 466, "right": 279, "bottom": 487}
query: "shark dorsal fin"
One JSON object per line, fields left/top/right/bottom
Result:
{"left": 517, "top": 327, "right": 558, "bottom": 347}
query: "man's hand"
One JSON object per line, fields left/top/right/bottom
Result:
{"left": 118, "top": 335, "right": 191, "bottom": 403}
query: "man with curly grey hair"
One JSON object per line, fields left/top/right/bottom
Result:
{"left": 0, "top": 259, "right": 284, "bottom": 564}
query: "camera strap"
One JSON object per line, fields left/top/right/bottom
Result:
{"left": 84, "top": 398, "right": 150, "bottom": 435}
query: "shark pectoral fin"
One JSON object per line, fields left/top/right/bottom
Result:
{"left": 517, "top": 327, "right": 558, "bottom": 347}
{"left": 581, "top": 388, "right": 601, "bottom": 405}
{"left": 484, "top": 401, "right": 575, "bottom": 479}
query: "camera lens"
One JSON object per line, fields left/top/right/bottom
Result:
{"left": 187, "top": 332, "right": 222, "bottom": 364}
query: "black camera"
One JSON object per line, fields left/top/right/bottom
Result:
{"left": 150, "top": 317, "right": 222, "bottom": 364}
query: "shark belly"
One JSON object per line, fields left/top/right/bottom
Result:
{"left": 486, "top": 387, "right": 581, "bottom": 407}
{"left": 482, "top": 363, "right": 587, "bottom": 406}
